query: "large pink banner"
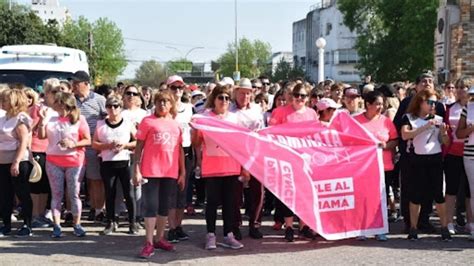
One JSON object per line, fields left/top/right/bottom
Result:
{"left": 192, "top": 112, "right": 388, "bottom": 240}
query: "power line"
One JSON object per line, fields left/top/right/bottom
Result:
{"left": 124, "top": 37, "right": 226, "bottom": 51}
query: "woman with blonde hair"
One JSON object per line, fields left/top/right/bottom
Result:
{"left": 0, "top": 88, "right": 33, "bottom": 237}
{"left": 37, "top": 92, "right": 91, "bottom": 238}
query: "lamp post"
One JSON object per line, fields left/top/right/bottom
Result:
{"left": 166, "top": 46, "right": 204, "bottom": 72}
{"left": 315, "top": 37, "right": 326, "bottom": 83}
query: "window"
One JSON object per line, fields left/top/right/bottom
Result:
{"left": 326, "top": 23, "right": 332, "bottom": 36}
{"left": 335, "top": 49, "right": 359, "bottom": 64}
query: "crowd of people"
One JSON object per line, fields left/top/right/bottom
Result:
{"left": 0, "top": 70, "right": 473, "bottom": 259}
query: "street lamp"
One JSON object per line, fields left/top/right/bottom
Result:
{"left": 315, "top": 37, "right": 326, "bottom": 83}
{"left": 165, "top": 46, "right": 204, "bottom": 72}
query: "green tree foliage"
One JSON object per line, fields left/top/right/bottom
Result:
{"left": 272, "top": 58, "right": 306, "bottom": 82}
{"left": 134, "top": 60, "right": 167, "bottom": 87}
{"left": 338, "top": 0, "right": 438, "bottom": 82}
{"left": 0, "top": 3, "right": 62, "bottom": 47}
{"left": 166, "top": 58, "right": 192, "bottom": 74}
{"left": 62, "top": 17, "right": 127, "bottom": 84}
{"left": 217, "top": 37, "right": 272, "bottom": 78}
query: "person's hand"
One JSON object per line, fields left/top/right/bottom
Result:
{"left": 178, "top": 174, "right": 185, "bottom": 191}
{"left": 440, "top": 123, "right": 448, "bottom": 135}
{"left": 468, "top": 123, "right": 474, "bottom": 134}
{"left": 132, "top": 171, "right": 142, "bottom": 187}
{"left": 38, "top": 106, "right": 47, "bottom": 121}
{"left": 10, "top": 162, "right": 19, "bottom": 177}
{"left": 240, "top": 169, "right": 251, "bottom": 182}
{"left": 60, "top": 138, "right": 76, "bottom": 149}
{"left": 378, "top": 141, "right": 387, "bottom": 149}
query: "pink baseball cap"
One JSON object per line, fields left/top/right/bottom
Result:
{"left": 316, "top": 98, "right": 341, "bottom": 111}
{"left": 166, "top": 75, "right": 185, "bottom": 86}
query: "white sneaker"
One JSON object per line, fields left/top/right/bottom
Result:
{"left": 11, "top": 214, "right": 17, "bottom": 222}
{"left": 205, "top": 233, "right": 217, "bottom": 250}
{"left": 222, "top": 232, "right": 243, "bottom": 249}
{"left": 447, "top": 223, "right": 456, "bottom": 235}
{"left": 44, "top": 210, "right": 53, "bottom": 221}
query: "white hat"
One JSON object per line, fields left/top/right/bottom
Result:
{"left": 316, "top": 98, "right": 342, "bottom": 111}
{"left": 237, "top": 78, "right": 253, "bottom": 90}
{"left": 191, "top": 90, "right": 205, "bottom": 98}
{"left": 220, "top": 77, "right": 235, "bottom": 86}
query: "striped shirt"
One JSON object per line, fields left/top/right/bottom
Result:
{"left": 75, "top": 91, "right": 106, "bottom": 135}
{"left": 460, "top": 104, "right": 474, "bottom": 158}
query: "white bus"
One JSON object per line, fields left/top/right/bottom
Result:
{"left": 0, "top": 44, "right": 89, "bottom": 91}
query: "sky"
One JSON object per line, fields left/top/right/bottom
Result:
{"left": 18, "top": 0, "right": 318, "bottom": 78}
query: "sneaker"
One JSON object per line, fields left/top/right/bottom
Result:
{"left": 153, "top": 238, "right": 175, "bottom": 251}
{"left": 447, "top": 223, "right": 456, "bottom": 235}
{"left": 102, "top": 222, "right": 117, "bottom": 235}
{"left": 356, "top": 235, "right": 368, "bottom": 241}
{"left": 222, "top": 232, "right": 244, "bottom": 249}
{"left": 272, "top": 221, "right": 283, "bottom": 231}
{"left": 299, "top": 226, "right": 316, "bottom": 240}
{"left": 249, "top": 227, "right": 263, "bottom": 239}
{"left": 128, "top": 223, "right": 139, "bottom": 235}
{"left": 0, "top": 226, "right": 12, "bottom": 237}
{"left": 11, "top": 214, "right": 17, "bottom": 222}
{"left": 233, "top": 227, "right": 242, "bottom": 241}
{"left": 388, "top": 212, "right": 399, "bottom": 223}
{"left": 64, "top": 212, "right": 74, "bottom": 227}
{"left": 375, "top": 234, "right": 388, "bottom": 241}
{"left": 73, "top": 224, "right": 86, "bottom": 237}
{"left": 44, "top": 210, "right": 53, "bottom": 221}
{"left": 31, "top": 218, "right": 49, "bottom": 228}
{"left": 284, "top": 227, "right": 294, "bottom": 242}
{"left": 205, "top": 233, "right": 217, "bottom": 250}
{"left": 456, "top": 212, "right": 466, "bottom": 227}
{"left": 167, "top": 229, "right": 179, "bottom": 243}
{"left": 87, "top": 209, "right": 95, "bottom": 221}
{"left": 138, "top": 242, "right": 155, "bottom": 259}
{"left": 175, "top": 226, "right": 189, "bottom": 241}
{"left": 51, "top": 225, "right": 62, "bottom": 238}
{"left": 39, "top": 216, "right": 54, "bottom": 227}
{"left": 407, "top": 228, "right": 418, "bottom": 241}
{"left": 15, "top": 225, "right": 32, "bottom": 238}
{"left": 441, "top": 227, "right": 453, "bottom": 242}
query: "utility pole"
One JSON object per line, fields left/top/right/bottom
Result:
{"left": 233, "top": 0, "right": 240, "bottom": 81}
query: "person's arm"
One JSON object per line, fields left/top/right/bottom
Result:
{"left": 456, "top": 116, "right": 474, "bottom": 139}
{"left": 36, "top": 107, "right": 48, "bottom": 139}
{"left": 91, "top": 128, "right": 113, "bottom": 151}
{"left": 401, "top": 122, "right": 432, "bottom": 141}
{"left": 439, "top": 123, "right": 450, "bottom": 145}
{"left": 177, "top": 147, "right": 186, "bottom": 191}
{"left": 132, "top": 140, "right": 144, "bottom": 186}
{"left": 384, "top": 139, "right": 398, "bottom": 150}
{"left": 10, "top": 123, "right": 29, "bottom": 177}
{"left": 191, "top": 129, "right": 203, "bottom": 147}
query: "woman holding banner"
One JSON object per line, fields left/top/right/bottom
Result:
{"left": 192, "top": 84, "right": 244, "bottom": 250}
{"left": 354, "top": 90, "right": 398, "bottom": 241}
{"left": 400, "top": 89, "right": 451, "bottom": 241}
{"left": 269, "top": 83, "right": 318, "bottom": 242}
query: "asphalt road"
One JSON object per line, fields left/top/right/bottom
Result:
{"left": 0, "top": 209, "right": 473, "bottom": 265}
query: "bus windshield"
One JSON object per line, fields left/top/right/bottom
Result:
{"left": 0, "top": 70, "right": 75, "bottom": 91}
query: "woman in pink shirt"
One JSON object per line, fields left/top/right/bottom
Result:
{"left": 192, "top": 84, "right": 244, "bottom": 250}
{"left": 37, "top": 92, "right": 91, "bottom": 238}
{"left": 354, "top": 90, "right": 398, "bottom": 241}
{"left": 133, "top": 92, "right": 185, "bottom": 259}
{"left": 269, "top": 83, "right": 318, "bottom": 242}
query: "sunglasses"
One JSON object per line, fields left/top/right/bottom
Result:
{"left": 170, "top": 86, "right": 184, "bottom": 91}
{"left": 125, "top": 91, "right": 139, "bottom": 97}
{"left": 50, "top": 89, "right": 59, "bottom": 94}
{"left": 292, "top": 92, "right": 308, "bottom": 99}
{"left": 426, "top": 99, "right": 437, "bottom": 106}
{"left": 262, "top": 83, "right": 270, "bottom": 86}
{"left": 217, "top": 95, "right": 230, "bottom": 101}
{"left": 106, "top": 104, "right": 121, "bottom": 109}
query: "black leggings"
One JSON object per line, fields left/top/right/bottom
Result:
{"left": 142, "top": 178, "right": 176, "bottom": 217}
{"left": 205, "top": 175, "right": 239, "bottom": 236}
{"left": 408, "top": 153, "right": 445, "bottom": 205}
{"left": 0, "top": 161, "right": 33, "bottom": 228}
{"left": 100, "top": 163, "right": 136, "bottom": 223}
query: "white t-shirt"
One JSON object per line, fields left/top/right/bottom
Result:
{"left": 175, "top": 102, "right": 194, "bottom": 148}
{"left": 95, "top": 118, "right": 134, "bottom": 161}
{"left": 405, "top": 114, "right": 443, "bottom": 155}
{"left": 230, "top": 103, "right": 264, "bottom": 131}
{"left": 122, "top": 108, "right": 147, "bottom": 128}
{"left": 0, "top": 111, "right": 31, "bottom": 163}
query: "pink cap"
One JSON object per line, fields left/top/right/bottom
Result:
{"left": 166, "top": 75, "right": 185, "bottom": 86}
{"left": 316, "top": 98, "right": 341, "bottom": 111}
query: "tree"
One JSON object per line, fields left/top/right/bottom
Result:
{"left": 217, "top": 37, "right": 272, "bottom": 78}
{"left": 272, "top": 59, "right": 306, "bottom": 82}
{"left": 134, "top": 60, "right": 167, "bottom": 87}
{"left": 62, "top": 16, "right": 127, "bottom": 84}
{"left": 338, "top": 0, "right": 438, "bottom": 82}
{"left": 166, "top": 58, "right": 192, "bottom": 74}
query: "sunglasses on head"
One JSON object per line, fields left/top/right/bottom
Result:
{"left": 106, "top": 104, "right": 121, "bottom": 109}
{"left": 426, "top": 99, "right": 437, "bottom": 106}
{"left": 125, "top": 91, "right": 139, "bottom": 97}
{"left": 292, "top": 92, "right": 308, "bottom": 99}
{"left": 170, "top": 86, "right": 184, "bottom": 91}
{"left": 217, "top": 95, "right": 230, "bottom": 101}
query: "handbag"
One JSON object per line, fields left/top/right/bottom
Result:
{"left": 29, "top": 151, "right": 42, "bottom": 183}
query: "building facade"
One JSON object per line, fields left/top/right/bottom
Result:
{"left": 269, "top": 52, "right": 294, "bottom": 75}
{"left": 31, "top": 0, "right": 71, "bottom": 25}
{"left": 292, "top": 0, "right": 360, "bottom": 83}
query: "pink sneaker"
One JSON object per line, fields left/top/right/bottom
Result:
{"left": 139, "top": 242, "right": 154, "bottom": 259}
{"left": 154, "top": 238, "right": 175, "bottom": 251}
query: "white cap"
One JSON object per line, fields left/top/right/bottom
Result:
{"left": 191, "top": 90, "right": 205, "bottom": 98}
{"left": 220, "top": 77, "right": 235, "bottom": 86}
{"left": 316, "top": 98, "right": 342, "bottom": 111}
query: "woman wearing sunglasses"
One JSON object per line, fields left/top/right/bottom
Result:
{"left": 269, "top": 83, "right": 318, "bottom": 242}
{"left": 92, "top": 95, "right": 137, "bottom": 235}
{"left": 400, "top": 89, "right": 450, "bottom": 241}
{"left": 192, "top": 84, "right": 244, "bottom": 250}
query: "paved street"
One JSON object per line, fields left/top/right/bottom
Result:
{"left": 1, "top": 209, "right": 473, "bottom": 265}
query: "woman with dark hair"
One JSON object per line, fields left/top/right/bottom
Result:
{"left": 37, "top": 92, "right": 91, "bottom": 238}
{"left": 192, "top": 84, "right": 244, "bottom": 250}
{"left": 354, "top": 91, "right": 398, "bottom": 241}
{"left": 401, "top": 90, "right": 451, "bottom": 241}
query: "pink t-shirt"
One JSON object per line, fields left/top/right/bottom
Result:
{"left": 136, "top": 115, "right": 182, "bottom": 179}
{"left": 30, "top": 104, "right": 48, "bottom": 152}
{"left": 46, "top": 115, "right": 89, "bottom": 167}
{"left": 354, "top": 113, "right": 398, "bottom": 171}
{"left": 269, "top": 105, "right": 318, "bottom": 125}
{"left": 199, "top": 110, "right": 241, "bottom": 178}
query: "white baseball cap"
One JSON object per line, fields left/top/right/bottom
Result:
{"left": 316, "top": 98, "right": 342, "bottom": 111}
